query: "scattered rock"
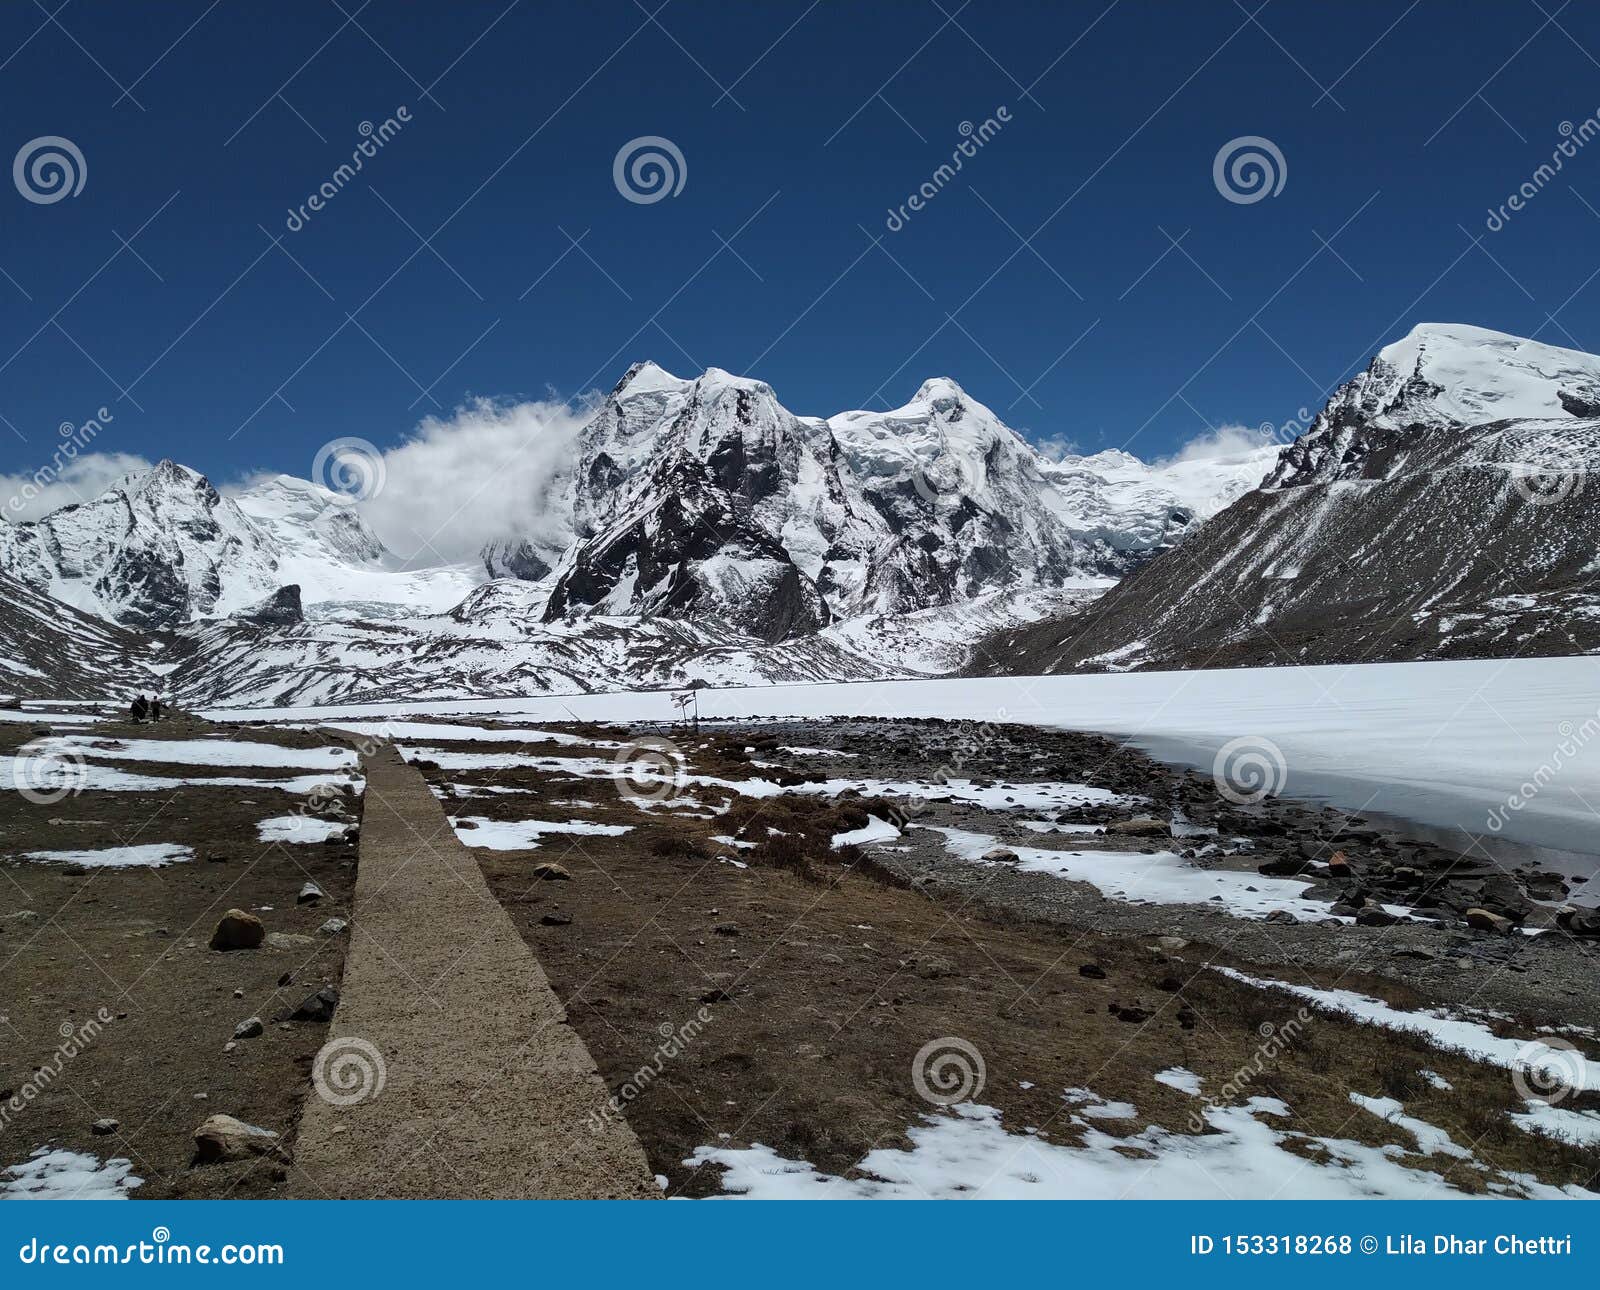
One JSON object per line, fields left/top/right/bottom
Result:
{"left": 209, "top": 910, "right": 264, "bottom": 952}
{"left": 1326, "top": 851, "right": 1353, "bottom": 878}
{"left": 539, "top": 913, "right": 572, "bottom": 927}
{"left": 1263, "top": 909, "right": 1298, "bottom": 924}
{"left": 1107, "top": 817, "right": 1171, "bottom": 838}
{"left": 282, "top": 986, "right": 339, "bottom": 1023}
{"left": 699, "top": 988, "right": 732, "bottom": 1004}
{"left": 1464, "top": 907, "right": 1514, "bottom": 935}
{"left": 233, "top": 1017, "right": 264, "bottom": 1039}
{"left": 1108, "top": 1003, "right": 1152, "bottom": 1023}
{"left": 90, "top": 1118, "right": 118, "bottom": 1136}
{"left": 317, "top": 918, "right": 349, "bottom": 936}
{"left": 193, "top": 1114, "right": 282, "bottom": 1164}
{"left": 713, "top": 923, "right": 740, "bottom": 937}
{"left": 297, "top": 882, "right": 324, "bottom": 905}
{"left": 912, "top": 954, "right": 956, "bottom": 979}
{"left": 981, "top": 846, "right": 1019, "bottom": 863}
{"left": 1356, "top": 907, "right": 1402, "bottom": 927}
{"left": 1078, "top": 963, "right": 1107, "bottom": 979}
{"left": 530, "top": 861, "right": 571, "bottom": 881}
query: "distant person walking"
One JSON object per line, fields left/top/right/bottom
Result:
{"left": 129, "top": 694, "right": 148, "bottom": 723}
{"left": 150, "top": 696, "right": 163, "bottom": 721}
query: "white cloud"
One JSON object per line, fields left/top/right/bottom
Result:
{"left": 1158, "top": 422, "right": 1278, "bottom": 466}
{"left": 0, "top": 451, "right": 153, "bottom": 523}
{"left": 338, "top": 395, "right": 593, "bottom": 567}
{"left": 1030, "top": 432, "right": 1082, "bottom": 462}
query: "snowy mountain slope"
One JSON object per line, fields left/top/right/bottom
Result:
{"left": 0, "top": 569, "right": 151, "bottom": 698}
{"left": 232, "top": 475, "right": 481, "bottom": 618}
{"left": 0, "top": 461, "right": 285, "bottom": 628}
{"left": 157, "top": 580, "right": 1091, "bottom": 709}
{"left": 537, "top": 363, "right": 1278, "bottom": 640}
{"left": 986, "top": 324, "right": 1600, "bottom": 674}
{"left": 0, "top": 463, "right": 485, "bottom": 629}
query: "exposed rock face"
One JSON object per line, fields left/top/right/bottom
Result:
{"left": 0, "top": 461, "right": 281, "bottom": 628}
{"left": 236, "top": 585, "right": 303, "bottom": 627}
{"left": 0, "top": 568, "right": 145, "bottom": 698}
{"left": 983, "top": 324, "right": 1600, "bottom": 674}
{"left": 535, "top": 364, "right": 1276, "bottom": 642}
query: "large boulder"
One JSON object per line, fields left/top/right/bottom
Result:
{"left": 209, "top": 909, "right": 264, "bottom": 951}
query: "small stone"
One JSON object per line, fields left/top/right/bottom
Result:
{"left": 209, "top": 910, "right": 264, "bottom": 952}
{"left": 282, "top": 986, "right": 339, "bottom": 1023}
{"left": 1326, "top": 851, "right": 1353, "bottom": 878}
{"left": 297, "top": 882, "right": 324, "bottom": 905}
{"left": 540, "top": 913, "right": 572, "bottom": 927}
{"left": 317, "top": 918, "right": 349, "bottom": 936}
{"left": 1464, "top": 907, "right": 1514, "bottom": 935}
{"left": 913, "top": 954, "right": 956, "bottom": 979}
{"left": 90, "top": 1118, "right": 118, "bottom": 1136}
{"left": 193, "top": 1114, "right": 282, "bottom": 1164}
{"left": 1077, "top": 963, "right": 1107, "bottom": 979}
{"left": 981, "top": 846, "right": 1019, "bottom": 863}
{"left": 699, "top": 988, "right": 732, "bottom": 1004}
{"left": 713, "top": 923, "right": 740, "bottom": 937}
{"left": 1264, "top": 909, "right": 1298, "bottom": 924}
{"left": 233, "top": 1017, "right": 264, "bottom": 1039}
{"left": 1109, "top": 1003, "right": 1152, "bottom": 1023}
{"left": 232, "top": 988, "right": 244, "bottom": 998}
{"left": 530, "top": 861, "right": 571, "bottom": 881}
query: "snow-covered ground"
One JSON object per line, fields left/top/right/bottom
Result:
{"left": 689, "top": 1093, "right": 1594, "bottom": 1200}
{"left": 20, "top": 843, "right": 192, "bottom": 868}
{"left": 930, "top": 827, "right": 1409, "bottom": 925}
{"left": 208, "top": 656, "right": 1600, "bottom": 855}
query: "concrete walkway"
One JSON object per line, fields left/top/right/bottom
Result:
{"left": 290, "top": 743, "right": 657, "bottom": 1199}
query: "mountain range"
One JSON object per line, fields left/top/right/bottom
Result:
{"left": 3, "top": 322, "right": 1592, "bottom": 706}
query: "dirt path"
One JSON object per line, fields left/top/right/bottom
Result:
{"left": 289, "top": 744, "right": 656, "bottom": 1199}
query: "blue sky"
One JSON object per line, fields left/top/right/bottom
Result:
{"left": 2, "top": 0, "right": 1599, "bottom": 496}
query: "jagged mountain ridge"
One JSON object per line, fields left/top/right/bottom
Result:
{"left": 537, "top": 363, "right": 1277, "bottom": 640}
{"left": 982, "top": 324, "right": 1600, "bottom": 674}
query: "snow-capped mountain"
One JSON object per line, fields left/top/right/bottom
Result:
{"left": 536, "top": 362, "right": 1276, "bottom": 641}
{"left": 0, "top": 461, "right": 284, "bottom": 628}
{"left": 0, "top": 361, "right": 1285, "bottom": 702}
{"left": 0, "top": 464, "right": 481, "bottom": 629}
{"left": 990, "top": 324, "right": 1600, "bottom": 674}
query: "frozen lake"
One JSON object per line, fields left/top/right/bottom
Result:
{"left": 213, "top": 655, "right": 1600, "bottom": 865}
